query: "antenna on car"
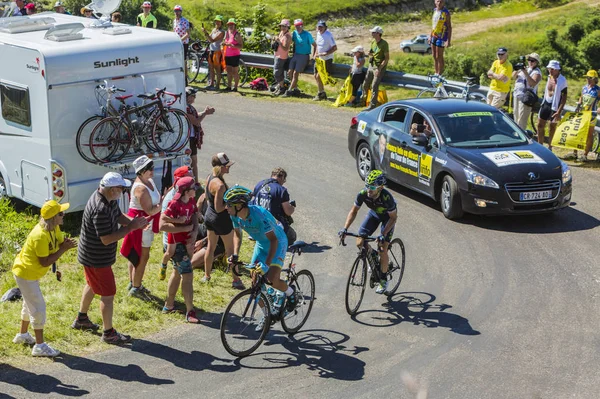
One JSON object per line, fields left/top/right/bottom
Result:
{"left": 85, "top": 0, "right": 121, "bottom": 28}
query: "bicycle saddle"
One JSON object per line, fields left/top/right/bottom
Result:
{"left": 137, "top": 93, "right": 157, "bottom": 100}
{"left": 115, "top": 94, "right": 133, "bottom": 101}
{"left": 288, "top": 241, "right": 307, "bottom": 253}
{"left": 464, "top": 76, "right": 477, "bottom": 85}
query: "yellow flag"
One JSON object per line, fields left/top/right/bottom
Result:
{"left": 315, "top": 58, "right": 337, "bottom": 86}
{"left": 333, "top": 76, "right": 353, "bottom": 107}
{"left": 551, "top": 111, "right": 592, "bottom": 150}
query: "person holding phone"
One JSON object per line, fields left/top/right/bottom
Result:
{"left": 202, "top": 15, "right": 225, "bottom": 90}
{"left": 12, "top": 200, "right": 77, "bottom": 357}
{"left": 410, "top": 120, "right": 433, "bottom": 137}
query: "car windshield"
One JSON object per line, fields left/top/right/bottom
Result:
{"left": 434, "top": 111, "right": 529, "bottom": 148}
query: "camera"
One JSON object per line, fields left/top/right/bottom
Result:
{"left": 513, "top": 55, "right": 526, "bottom": 71}
{"left": 271, "top": 40, "right": 279, "bottom": 52}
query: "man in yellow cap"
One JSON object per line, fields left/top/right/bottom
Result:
{"left": 11, "top": 200, "right": 77, "bottom": 357}
{"left": 574, "top": 70, "right": 600, "bottom": 161}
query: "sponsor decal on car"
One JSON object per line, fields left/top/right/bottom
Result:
{"left": 448, "top": 112, "right": 493, "bottom": 118}
{"left": 434, "top": 157, "right": 447, "bottom": 165}
{"left": 419, "top": 154, "right": 432, "bottom": 186}
{"left": 386, "top": 144, "right": 433, "bottom": 183}
{"left": 357, "top": 120, "right": 367, "bottom": 134}
{"left": 483, "top": 150, "right": 546, "bottom": 167}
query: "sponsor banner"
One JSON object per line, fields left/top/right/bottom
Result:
{"left": 551, "top": 111, "right": 592, "bottom": 151}
{"left": 483, "top": 150, "right": 546, "bottom": 167}
{"left": 448, "top": 112, "right": 493, "bottom": 118}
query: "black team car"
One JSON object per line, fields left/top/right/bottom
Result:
{"left": 348, "top": 98, "right": 572, "bottom": 219}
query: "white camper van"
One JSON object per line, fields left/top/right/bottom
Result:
{"left": 0, "top": 13, "right": 189, "bottom": 212}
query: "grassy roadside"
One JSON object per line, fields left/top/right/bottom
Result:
{"left": 0, "top": 199, "right": 255, "bottom": 365}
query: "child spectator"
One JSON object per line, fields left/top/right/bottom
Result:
{"left": 185, "top": 86, "right": 215, "bottom": 182}
{"left": 346, "top": 45, "right": 366, "bottom": 107}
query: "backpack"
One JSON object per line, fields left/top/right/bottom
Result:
{"left": 249, "top": 77, "right": 269, "bottom": 91}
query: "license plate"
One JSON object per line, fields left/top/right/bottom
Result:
{"left": 520, "top": 190, "right": 552, "bottom": 201}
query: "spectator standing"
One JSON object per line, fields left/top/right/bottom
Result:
{"left": 11, "top": 0, "right": 25, "bottom": 16}
{"left": 82, "top": 6, "right": 94, "bottom": 18}
{"left": 253, "top": 167, "right": 297, "bottom": 244}
{"left": 160, "top": 176, "right": 200, "bottom": 323}
{"left": 24, "top": 3, "right": 35, "bottom": 15}
{"left": 537, "top": 60, "right": 567, "bottom": 151}
{"left": 120, "top": 156, "right": 162, "bottom": 301}
{"left": 346, "top": 45, "right": 366, "bottom": 107}
{"left": 72, "top": 172, "right": 148, "bottom": 344}
{"left": 511, "top": 52, "right": 542, "bottom": 130}
{"left": 223, "top": 18, "right": 243, "bottom": 92}
{"left": 573, "top": 70, "right": 599, "bottom": 161}
{"left": 361, "top": 26, "right": 390, "bottom": 110}
{"left": 53, "top": 1, "right": 70, "bottom": 14}
{"left": 173, "top": 5, "right": 190, "bottom": 81}
{"left": 202, "top": 15, "right": 225, "bottom": 90}
{"left": 486, "top": 47, "right": 513, "bottom": 109}
{"left": 283, "top": 19, "right": 316, "bottom": 98}
{"left": 429, "top": 0, "right": 452, "bottom": 76}
{"left": 11, "top": 200, "right": 76, "bottom": 357}
{"left": 137, "top": 2, "right": 157, "bottom": 28}
{"left": 272, "top": 19, "right": 292, "bottom": 96}
{"left": 185, "top": 86, "right": 215, "bottom": 180}
{"left": 111, "top": 12, "right": 121, "bottom": 23}
{"left": 313, "top": 20, "right": 337, "bottom": 101}
{"left": 203, "top": 153, "right": 244, "bottom": 289}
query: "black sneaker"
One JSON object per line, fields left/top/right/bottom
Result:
{"left": 102, "top": 329, "right": 132, "bottom": 345}
{"left": 71, "top": 317, "right": 100, "bottom": 331}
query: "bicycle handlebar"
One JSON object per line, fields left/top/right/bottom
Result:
{"left": 338, "top": 231, "right": 378, "bottom": 247}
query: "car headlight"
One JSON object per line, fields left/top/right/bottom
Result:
{"left": 561, "top": 161, "right": 572, "bottom": 184}
{"left": 464, "top": 168, "right": 499, "bottom": 189}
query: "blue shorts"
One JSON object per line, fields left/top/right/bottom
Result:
{"left": 172, "top": 243, "right": 193, "bottom": 275}
{"left": 431, "top": 37, "right": 446, "bottom": 48}
{"left": 358, "top": 210, "right": 394, "bottom": 242}
{"left": 251, "top": 236, "right": 288, "bottom": 268}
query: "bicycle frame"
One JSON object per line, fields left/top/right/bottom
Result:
{"left": 340, "top": 232, "right": 385, "bottom": 282}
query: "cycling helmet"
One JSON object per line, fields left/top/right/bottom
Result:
{"left": 365, "top": 170, "right": 386, "bottom": 186}
{"left": 223, "top": 185, "right": 253, "bottom": 205}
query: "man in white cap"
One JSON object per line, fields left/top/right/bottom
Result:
{"left": 486, "top": 47, "right": 513, "bottom": 110}
{"left": 361, "top": 26, "right": 389, "bottom": 110}
{"left": 312, "top": 20, "right": 337, "bottom": 101}
{"left": 537, "top": 60, "right": 567, "bottom": 151}
{"left": 283, "top": 19, "right": 316, "bottom": 97}
{"left": 511, "top": 52, "right": 542, "bottom": 129}
{"left": 72, "top": 172, "right": 149, "bottom": 345}
{"left": 137, "top": 1, "right": 157, "bottom": 28}
{"left": 53, "top": 1, "right": 70, "bottom": 14}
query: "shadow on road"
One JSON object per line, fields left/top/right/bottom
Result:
{"left": 132, "top": 339, "right": 240, "bottom": 373}
{"left": 233, "top": 329, "right": 368, "bottom": 381}
{"left": 0, "top": 364, "right": 90, "bottom": 396}
{"left": 353, "top": 291, "right": 481, "bottom": 336}
{"left": 300, "top": 241, "right": 332, "bottom": 254}
{"left": 56, "top": 353, "right": 174, "bottom": 385}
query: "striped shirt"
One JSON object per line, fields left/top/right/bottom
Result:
{"left": 78, "top": 190, "right": 122, "bottom": 268}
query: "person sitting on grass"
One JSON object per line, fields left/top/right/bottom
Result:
{"left": 160, "top": 176, "right": 200, "bottom": 323}
{"left": 12, "top": 200, "right": 77, "bottom": 357}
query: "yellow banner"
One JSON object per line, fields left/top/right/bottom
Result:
{"left": 333, "top": 76, "right": 353, "bottom": 107}
{"left": 315, "top": 58, "right": 337, "bottom": 87}
{"left": 551, "top": 111, "right": 592, "bottom": 150}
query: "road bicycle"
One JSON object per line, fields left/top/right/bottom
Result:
{"left": 88, "top": 88, "right": 189, "bottom": 163}
{"left": 340, "top": 232, "right": 406, "bottom": 316}
{"left": 417, "top": 75, "right": 486, "bottom": 102}
{"left": 220, "top": 241, "right": 315, "bottom": 358}
{"left": 187, "top": 40, "right": 249, "bottom": 87}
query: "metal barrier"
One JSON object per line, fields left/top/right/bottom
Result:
{"left": 240, "top": 51, "right": 598, "bottom": 129}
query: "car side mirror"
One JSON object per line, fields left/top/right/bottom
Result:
{"left": 412, "top": 135, "right": 428, "bottom": 146}
{"left": 525, "top": 129, "right": 535, "bottom": 139}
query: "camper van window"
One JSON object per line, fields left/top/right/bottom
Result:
{"left": 1, "top": 84, "right": 31, "bottom": 127}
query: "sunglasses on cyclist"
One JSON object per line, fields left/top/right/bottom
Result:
{"left": 366, "top": 184, "right": 381, "bottom": 191}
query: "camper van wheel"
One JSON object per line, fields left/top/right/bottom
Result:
{"left": 0, "top": 174, "right": 7, "bottom": 199}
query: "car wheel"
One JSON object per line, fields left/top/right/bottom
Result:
{"left": 356, "top": 143, "right": 374, "bottom": 181}
{"left": 440, "top": 175, "right": 463, "bottom": 220}
{"left": 0, "top": 174, "right": 7, "bottom": 200}
{"left": 426, "top": 47, "right": 432, "bottom": 55}
{"left": 402, "top": 47, "right": 411, "bottom": 53}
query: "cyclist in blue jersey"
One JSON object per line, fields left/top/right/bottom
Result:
{"left": 339, "top": 170, "right": 397, "bottom": 294}
{"left": 224, "top": 186, "right": 296, "bottom": 314}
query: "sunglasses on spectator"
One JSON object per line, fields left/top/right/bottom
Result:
{"left": 58, "top": 212, "right": 64, "bottom": 217}
{"left": 527, "top": 58, "right": 537, "bottom": 62}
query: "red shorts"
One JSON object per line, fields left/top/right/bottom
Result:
{"left": 83, "top": 266, "right": 116, "bottom": 297}
{"left": 167, "top": 232, "right": 189, "bottom": 245}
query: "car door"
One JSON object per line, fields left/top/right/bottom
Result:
{"left": 376, "top": 105, "right": 414, "bottom": 186}
{"left": 415, "top": 38, "right": 427, "bottom": 53}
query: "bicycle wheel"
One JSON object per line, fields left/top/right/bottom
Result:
{"left": 89, "top": 117, "right": 131, "bottom": 163}
{"left": 345, "top": 256, "right": 367, "bottom": 316}
{"left": 151, "top": 109, "right": 185, "bottom": 152}
{"left": 186, "top": 52, "right": 200, "bottom": 84}
{"left": 238, "top": 59, "right": 248, "bottom": 87}
{"left": 166, "top": 108, "right": 191, "bottom": 152}
{"left": 281, "top": 269, "right": 315, "bottom": 334}
{"left": 385, "top": 238, "right": 406, "bottom": 297}
{"left": 530, "top": 108, "right": 539, "bottom": 135}
{"left": 417, "top": 88, "right": 437, "bottom": 98}
{"left": 196, "top": 53, "right": 210, "bottom": 84}
{"left": 220, "top": 289, "right": 271, "bottom": 358}
{"left": 76, "top": 115, "right": 103, "bottom": 163}
{"left": 592, "top": 129, "right": 600, "bottom": 153}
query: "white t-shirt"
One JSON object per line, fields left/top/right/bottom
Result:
{"left": 514, "top": 67, "right": 541, "bottom": 99}
{"left": 316, "top": 30, "right": 336, "bottom": 61}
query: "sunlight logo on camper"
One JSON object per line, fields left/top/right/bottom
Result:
{"left": 26, "top": 58, "right": 40, "bottom": 73}
{"left": 93, "top": 57, "right": 140, "bottom": 69}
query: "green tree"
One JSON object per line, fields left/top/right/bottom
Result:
{"left": 579, "top": 30, "right": 600, "bottom": 70}
{"left": 566, "top": 22, "right": 585, "bottom": 44}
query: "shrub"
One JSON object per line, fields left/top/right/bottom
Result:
{"left": 533, "top": 0, "right": 567, "bottom": 8}
{"left": 578, "top": 30, "right": 600, "bottom": 71}
{"left": 566, "top": 23, "right": 585, "bottom": 44}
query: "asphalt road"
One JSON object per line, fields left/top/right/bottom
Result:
{"left": 2, "top": 92, "right": 600, "bottom": 399}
